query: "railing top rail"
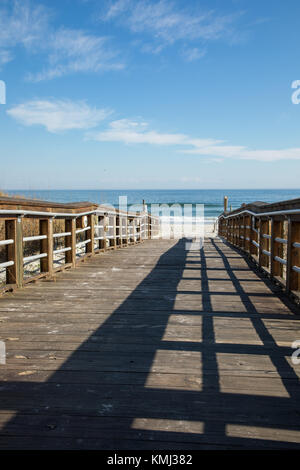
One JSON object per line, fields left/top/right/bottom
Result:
{"left": 218, "top": 197, "right": 300, "bottom": 220}
{"left": 0, "top": 196, "right": 97, "bottom": 211}
{"left": 219, "top": 207, "right": 300, "bottom": 220}
{"left": 0, "top": 207, "right": 158, "bottom": 220}
{"left": 0, "top": 197, "right": 159, "bottom": 220}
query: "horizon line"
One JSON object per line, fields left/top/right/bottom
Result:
{"left": 3, "top": 188, "right": 300, "bottom": 192}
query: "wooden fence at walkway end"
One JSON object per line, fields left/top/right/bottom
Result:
{"left": 0, "top": 196, "right": 160, "bottom": 295}
{"left": 218, "top": 197, "right": 300, "bottom": 302}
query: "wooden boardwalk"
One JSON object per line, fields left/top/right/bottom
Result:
{"left": 0, "top": 237, "right": 300, "bottom": 449}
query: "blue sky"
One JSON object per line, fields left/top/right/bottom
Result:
{"left": 0, "top": 0, "right": 300, "bottom": 189}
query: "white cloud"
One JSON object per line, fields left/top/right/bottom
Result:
{"left": 0, "top": 0, "right": 50, "bottom": 62}
{"left": 89, "top": 117, "right": 300, "bottom": 162}
{"left": 0, "top": 1, "right": 124, "bottom": 80}
{"left": 104, "top": 0, "right": 131, "bottom": 20}
{"left": 90, "top": 118, "right": 220, "bottom": 146}
{"left": 28, "top": 29, "right": 125, "bottom": 82}
{"left": 7, "top": 99, "right": 112, "bottom": 133}
{"left": 101, "top": 0, "right": 240, "bottom": 54}
{"left": 181, "top": 47, "right": 206, "bottom": 62}
{"left": 184, "top": 145, "right": 300, "bottom": 162}
{"left": 8, "top": 99, "right": 300, "bottom": 163}
{"left": 91, "top": 119, "right": 187, "bottom": 144}
{"left": 0, "top": 50, "right": 13, "bottom": 67}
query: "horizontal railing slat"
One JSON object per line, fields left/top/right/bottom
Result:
{"left": 0, "top": 205, "right": 159, "bottom": 292}
{"left": 0, "top": 239, "right": 14, "bottom": 247}
{"left": 53, "top": 232, "right": 71, "bottom": 238}
{"left": 23, "top": 235, "right": 47, "bottom": 242}
{"left": 218, "top": 201, "right": 300, "bottom": 296}
{"left": 0, "top": 260, "right": 14, "bottom": 269}
{"left": 23, "top": 253, "right": 48, "bottom": 264}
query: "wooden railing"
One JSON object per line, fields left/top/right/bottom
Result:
{"left": 0, "top": 197, "right": 160, "bottom": 294}
{"left": 218, "top": 198, "right": 300, "bottom": 298}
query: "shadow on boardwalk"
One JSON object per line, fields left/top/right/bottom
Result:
{"left": 0, "top": 238, "right": 300, "bottom": 449}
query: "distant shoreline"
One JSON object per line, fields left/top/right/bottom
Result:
{"left": 3, "top": 189, "right": 300, "bottom": 221}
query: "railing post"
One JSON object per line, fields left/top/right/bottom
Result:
{"left": 40, "top": 218, "right": 53, "bottom": 277}
{"left": 238, "top": 217, "right": 241, "bottom": 247}
{"left": 271, "top": 218, "right": 283, "bottom": 279}
{"left": 103, "top": 213, "right": 108, "bottom": 250}
{"left": 234, "top": 217, "right": 236, "bottom": 246}
{"left": 117, "top": 216, "right": 122, "bottom": 246}
{"left": 245, "top": 215, "right": 251, "bottom": 254}
{"left": 242, "top": 216, "right": 246, "bottom": 250}
{"left": 132, "top": 218, "right": 136, "bottom": 243}
{"left": 65, "top": 218, "right": 76, "bottom": 268}
{"left": 113, "top": 214, "right": 117, "bottom": 249}
{"left": 286, "top": 217, "right": 300, "bottom": 293}
{"left": 240, "top": 216, "right": 244, "bottom": 248}
{"left": 136, "top": 218, "right": 139, "bottom": 243}
{"left": 224, "top": 196, "right": 228, "bottom": 212}
{"left": 135, "top": 218, "right": 138, "bottom": 243}
{"left": 120, "top": 216, "right": 124, "bottom": 245}
{"left": 140, "top": 216, "right": 143, "bottom": 241}
{"left": 128, "top": 218, "right": 132, "bottom": 243}
{"left": 259, "top": 218, "right": 269, "bottom": 269}
{"left": 251, "top": 217, "right": 258, "bottom": 256}
{"left": 227, "top": 219, "right": 230, "bottom": 243}
{"left": 148, "top": 215, "right": 151, "bottom": 239}
{"left": 229, "top": 218, "right": 233, "bottom": 244}
{"left": 125, "top": 216, "right": 128, "bottom": 245}
{"left": 97, "top": 215, "right": 104, "bottom": 250}
{"left": 270, "top": 218, "right": 275, "bottom": 278}
{"left": 86, "top": 214, "right": 95, "bottom": 255}
{"left": 286, "top": 217, "right": 292, "bottom": 292}
{"left": 137, "top": 218, "right": 141, "bottom": 243}
{"left": 132, "top": 218, "right": 135, "bottom": 243}
{"left": 5, "top": 217, "right": 23, "bottom": 287}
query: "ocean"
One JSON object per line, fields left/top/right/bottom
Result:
{"left": 5, "top": 189, "right": 300, "bottom": 223}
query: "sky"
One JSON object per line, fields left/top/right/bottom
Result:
{"left": 0, "top": 0, "right": 300, "bottom": 190}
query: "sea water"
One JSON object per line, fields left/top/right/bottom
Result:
{"left": 6, "top": 188, "right": 300, "bottom": 223}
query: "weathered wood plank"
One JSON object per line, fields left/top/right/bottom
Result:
{"left": 0, "top": 237, "right": 299, "bottom": 450}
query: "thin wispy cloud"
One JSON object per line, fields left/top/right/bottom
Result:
{"left": 89, "top": 117, "right": 300, "bottom": 162}
{"left": 28, "top": 29, "right": 125, "bottom": 82}
{"left": 91, "top": 119, "right": 192, "bottom": 145}
{"left": 0, "top": 0, "right": 49, "bottom": 48}
{"left": 101, "top": 0, "right": 241, "bottom": 57}
{"left": 183, "top": 145, "right": 300, "bottom": 162}
{"left": 7, "top": 100, "right": 112, "bottom": 133}
{"left": 0, "top": 0, "right": 49, "bottom": 63}
{"left": 181, "top": 47, "right": 207, "bottom": 62}
{"left": 8, "top": 101, "right": 299, "bottom": 162}
{"left": 0, "top": 50, "right": 13, "bottom": 68}
{"left": 0, "top": 0, "right": 124, "bottom": 80}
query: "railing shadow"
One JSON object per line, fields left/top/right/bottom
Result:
{"left": 0, "top": 238, "right": 300, "bottom": 449}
